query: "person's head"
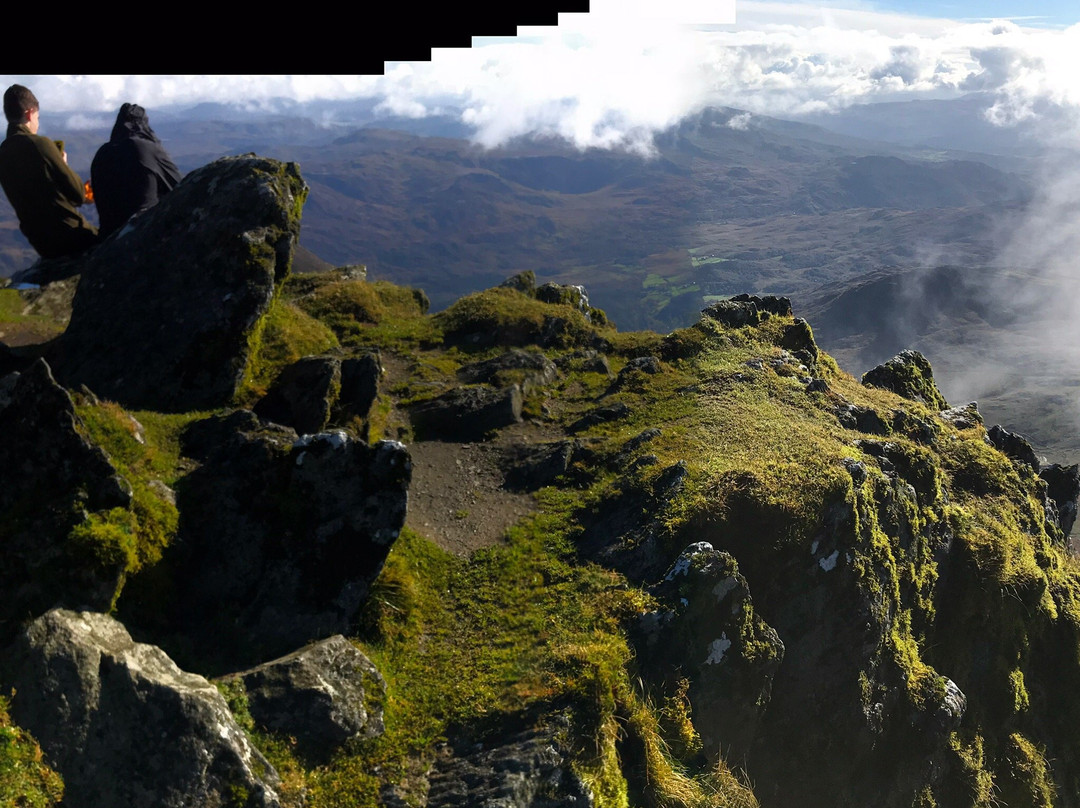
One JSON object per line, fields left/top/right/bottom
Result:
{"left": 111, "top": 102, "right": 155, "bottom": 142}
{"left": 4, "top": 85, "right": 39, "bottom": 131}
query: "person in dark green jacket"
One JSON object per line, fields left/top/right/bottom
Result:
{"left": 0, "top": 84, "right": 97, "bottom": 260}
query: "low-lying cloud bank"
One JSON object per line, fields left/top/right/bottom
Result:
{"left": 6, "top": 4, "right": 1080, "bottom": 152}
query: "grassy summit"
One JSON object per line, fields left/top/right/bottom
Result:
{"left": 3, "top": 269, "right": 1080, "bottom": 807}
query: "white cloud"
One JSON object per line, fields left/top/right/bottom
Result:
{"left": 4, "top": 5, "right": 1080, "bottom": 151}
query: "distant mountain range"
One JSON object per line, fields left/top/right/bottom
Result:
{"left": 6, "top": 95, "right": 1072, "bottom": 457}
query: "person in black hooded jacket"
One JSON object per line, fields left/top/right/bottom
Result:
{"left": 91, "top": 103, "right": 181, "bottom": 239}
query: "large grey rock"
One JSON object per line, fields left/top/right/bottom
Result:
{"left": 635, "top": 543, "right": 784, "bottom": 764}
{"left": 730, "top": 292, "right": 793, "bottom": 317}
{"left": 701, "top": 299, "right": 761, "bottom": 328}
{"left": 127, "top": 411, "right": 410, "bottom": 671}
{"left": 49, "top": 155, "right": 307, "bottom": 411}
{"left": 2, "top": 609, "right": 279, "bottom": 808}
{"left": 987, "top": 424, "right": 1040, "bottom": 472}
{"left": 409, "top": 384, "right": 523, "bottom": 441}
{"left": 425, "top": 723, "right": 592, "bottom": 808}
{"left": 253, "top": 355, "right": 341, "bottom": 435}
{"left": 335, "top": 351, "right": 382, "bottom": 426}
{"left": 221, "top": 635, "right": 385, "bottom": 762}
{"left": 0, "top": 359, "right": 133, "bottom": 632}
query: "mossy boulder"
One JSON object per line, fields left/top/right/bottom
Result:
{"left": 126, "top": 410, "right": 410, "bottom": 672}
{"left": 1, "top": 609, "right": 280, "bottom": 808}
{"left": 219, "top": 635, "right": 385, "bottom": 763}
{"left": 49, "top": 155, "right": 307, "bottom": 411}
{"left": 635, "top": 542, "right": 785, "bottom": 764}
{"left": 861, "top": 350, "right": 949, "bottom": 411}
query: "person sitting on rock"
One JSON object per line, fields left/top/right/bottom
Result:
{"left": 0, "top": 84, "right": 98, "bottom": 260}
{"left": 91, "top": 103, "right": 181, "bottom": 240}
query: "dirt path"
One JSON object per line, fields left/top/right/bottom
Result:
{"left": 404, "top": 420, "right": 564, "bottom": 556}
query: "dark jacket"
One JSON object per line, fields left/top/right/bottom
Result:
{"left": 0, "top": 122, "right": 98, "bottom": 259}
{"left": 91, "top": 104, "right": 181, "bottom": 239}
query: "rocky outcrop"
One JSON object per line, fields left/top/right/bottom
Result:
{"left": 861, "top": 350, "right": 949, "bottom": 410}
{"left": 1, "top": 609, "right": 280, "bottom": 808}
{"left": 254, "top": 355, "right": 342, "bottom": 435}
{"left": 701, "top": 299, "right": 762, "bottom": 328}
{"left": 220, "top": 635, "right": 385, "bottom": 763}
{"left": 0, "top": 359, "right": 133, "bottom": 632}
{"left": 701, "top": 294, "right": 793, "bottom": 329}
{"left": 128, "top": 410, "right": 410, "bottom": 671}
{"left": 1041, "top": 463, "right": 1080, "bottom": 539}
{"left": 49, "top": 155, "right": 307, "bottom": 411}
{"left": 336, "top": 351, "right": 382, "bottom": 426}
{"left": 988, "top": 424, "right": 1040, "bottom": 471}
{"left": 410, "top": 384, "right": 523, "bottom": 441}
{"left": 635, "top": 543, "right": 784, "bottom": 764}
{"left": 424, "top": 723, "right": 592, "bottom": 808}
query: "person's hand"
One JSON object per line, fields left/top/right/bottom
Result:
{"left": 62, "top": 150, "right": 68, "bottom": 164}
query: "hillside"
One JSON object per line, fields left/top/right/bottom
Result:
{"left": 800, "top": 264, "right": 1080, "bottom": 465}
{"left": 0, "top": 107, "right": 1031, "bottom": 335}
{"left": 2, "top": 159, "right": 1080, "bottom": 807}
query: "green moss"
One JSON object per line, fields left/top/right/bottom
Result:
{"left": 998, "top": 733, "right": 1055, "bottom": 808}
{"left": 0, "top": 696, "right": 64, "bottom": 807}
{"left": 238, "top": 297, "right": 339, "bottom": 403}
{"left": 435, "top": 287, "right": 607, "bottom": 350}
{"left": 72, "top": 400, "right": 181, "bottom": 581}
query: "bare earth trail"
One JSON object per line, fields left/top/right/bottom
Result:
{"left": 404, "top": 420, "right": 564, "bottom": 556}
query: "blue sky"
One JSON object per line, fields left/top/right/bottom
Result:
{"left": 875, "top": 0, "right": 1079, "bottom": 26}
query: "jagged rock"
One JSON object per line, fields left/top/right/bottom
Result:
{"left": 0, "top": 359, "right": 133, "bottom": 633}
{"left": 535, "top": 281, "right": 589, "bottom": 312}
{"left": 781, "top": 317, "right": 818, "bottom": 362}
{"left": 499, "top": 270, "right": 536, "bottom": 295}
{"left": 861, "top": 350, "right": 949, "bottom": 411}
{"left": 220, "top": 635, "right": 385, "bottom": 762}
{"left": 410, "top": 384, "right": 523, "bottom": 441}
{"left": 569, "top": 401, "right": 630, "bottom": 432}
{"left": 1, "top": 609, "right": 280, "bottom": 808}
{"left": 335, "top": 351, "right": 382, "bottom": 425}
{"left": 425, "top": 722, "right": 591, "bottom": 808}
{"left": 635, "top": 543, "right": 784, "bottom": 763}
{"left": 731, "top": 292, "right": 793, "bottom": 317}
{"left": 987, "top": 424, "right": 1040, "bottom": 471}
{"left": 1041, "top": 463, "right": 1080, "bottom": 538}
{"left": 843, "top": 458, "right": 868, "bottom": 486}
{"left": 855, "top": 439, "right": 940, "bottom": 502}
{"left": 253, "top": 355, "right": 342, "bottom": 435}
{"left": 458, "top": 349, "right": 559, "bottom": 395}
{"left": 891, "top": 409, "right": 939, "bottom": 444}
{"left": 938, "top": 401, "right": 983, "bottom": 430}
{"left": 504, "top": 441, "right": 579, "bottom": 491}
{"left": 701, "top": 298, "right": 762, "bottom": 327}
{"left": 49, "top": 155, "right": 307, "bottom": 411}
{"left": 578, "top": 460, "right": 692, "bottom": 583}
{"left": 126, "top": 411, "right": 410, "bottom": 671}
{"left": 835, "top": 403, "right": 890, "bottom": 434}
{"left": 805, "top": 378, "right": 830, "bottom": 393}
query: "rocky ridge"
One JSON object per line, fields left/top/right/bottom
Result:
{"left": 1, "top": 157, "right": 1079, "bottom": 808}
